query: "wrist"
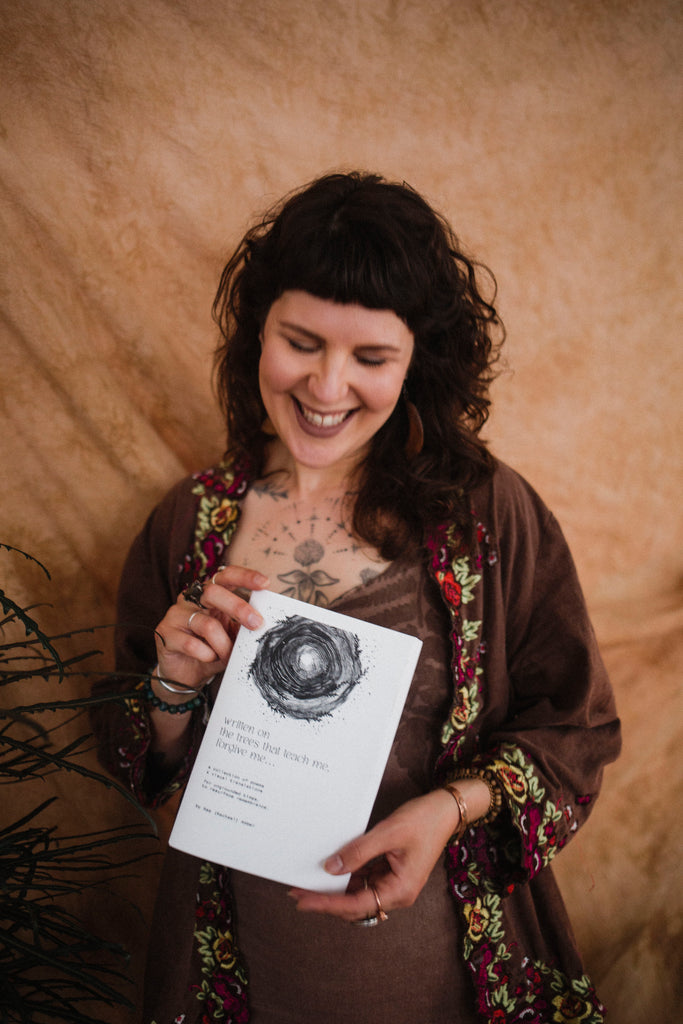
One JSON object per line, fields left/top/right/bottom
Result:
{"left": 429, "top": 787, "right": 467, "bottom": 849}
{"left": 439, "top": 777, "right": 495, "bottom": 845}
{"left": 446, "top": 770, "right": 502, "bottom": 824}
{"left": 441, "top": 782, "right": 470, "bottom": 843}
{"left": 150, "top": 665, "right": 215, "bottom": 704}
{"left": 144, "top": 669, "right": 208, "bottom": 716}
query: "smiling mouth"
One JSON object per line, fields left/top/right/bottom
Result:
{"left": 296, "top": 400, "right": 354, "bottom": 429}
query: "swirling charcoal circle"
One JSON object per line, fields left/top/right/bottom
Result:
{"left": 249, "top": 616, "right": 364, "bottom": 721}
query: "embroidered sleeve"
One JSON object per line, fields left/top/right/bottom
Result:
{"left": 430, "top": 497, "right": 619, "bottom": 1023}
{"left": 431, "top": 503, "right": 620, "bottom": 897}
{"left": 90, "top": 461, "right": 249, "bottom": 807}
{"left": 92, "top": 682, "right": 209, "bottom": 808}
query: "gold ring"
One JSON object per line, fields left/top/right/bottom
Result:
{"left": 371, "top": 885, "right": 388, "bottom": 923}
{"left": 351, "top": 877, "right": 388, "bottom": 926}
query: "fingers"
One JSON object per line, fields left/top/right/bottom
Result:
{"left": 290, "top": 792, "right": 461, "bottom": 922}
{"left": 173, "top": 604, "right": 233, "bottom": 664}
{"left": 187, "top": 566, "right": 270, "bottom": 631}
{"left": 289, "top": 828, "right": 401, "bottom": 922}
{"left": 289, "top": 873, "right": 390, "bottom": 923}
{"left": 155, "top": 565, "right": 270, "bottom": 687}
{"left": 323, "top": 823, "right": 398, "bottom": 880}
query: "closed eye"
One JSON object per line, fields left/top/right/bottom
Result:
{"left": 355, "top": 353, "right": 387, "bottom": 367}
{"left": 286, "top": 338, "right": 385, "bottom": 364}
{"left": 287, "top": 337, "right": 318, "bottom": 354}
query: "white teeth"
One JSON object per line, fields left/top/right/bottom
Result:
{"left": 299, "top": 404, "right": 348, "bottom": 428}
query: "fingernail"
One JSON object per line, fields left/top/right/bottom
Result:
{"left": 256, "top": 573, "right": 270, "bottom": 586}
{"left": 247, "top": 612, "right": 263, "bottom": 629}
{"left": 324, "top": 854, "right": 344, "bottom": 874}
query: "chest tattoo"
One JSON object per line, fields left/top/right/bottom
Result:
{"left": 240, "top": 487, "right": 380, "bottom": 607}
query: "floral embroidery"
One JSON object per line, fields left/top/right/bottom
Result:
{"left": 210, "top": 498, "right": 240, "bottom": 533}
{"left": 116, "top": 693, "right": 148, "bottom": 771}
{"left": 426, "top": 525, "right": 486, "bottom": 750}
{"left": 548, "top": 972, "right": 605, "bottom": 1022}
{"left": 455, "top": 883, "right": 605, "bottom": 1024}
{"left": 462, "top": 893, "right": 504, "bottom": 951}
{"left": 451, "top": 554, "right": 482, "bottom": 605}
{"left": 116, "top": 686, "right": 192, "bottom": 807}
{"left": 433, "top": 566, "right": 462, "bottom": 607}
{"left": 192, "top": 862, "right": 248, "bottom": 1022}
{"left": 552, "top": 992, "right": 595, "bottom": 1022}
{"left": 427, "top": 512, "right": 605, "bottom": 1024}
{"left": 183, "top": 461, "right": 250, "bottom": 582}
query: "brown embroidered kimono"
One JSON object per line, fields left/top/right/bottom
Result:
{"left": 91, "top": 457, "right": 621, "bottom": 1023}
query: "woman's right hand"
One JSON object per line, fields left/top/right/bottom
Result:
{"left": 153, "top": 565, "right": 270, "bottom": 693}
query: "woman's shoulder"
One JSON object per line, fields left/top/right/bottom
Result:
{"left": 468, "top": 458, "right": 561, "bottom": 559}
{"left": 471, "top": 458, "right": 552, "bottom": 518}
{"left": 141, "top": 473, "right": 203, "bottom": 535}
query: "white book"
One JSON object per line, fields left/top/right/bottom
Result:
{"left": 169, "top": 589, "right": 422, "bottom": 892}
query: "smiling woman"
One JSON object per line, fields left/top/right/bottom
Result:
{"left": 90, "top": 171, "right": 620, "bottom": 1024}
{"left": 258, "top": 291, "right": 414, "bottom": 481}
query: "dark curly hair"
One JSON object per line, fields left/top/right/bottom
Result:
{"left": 213, "top": 171, "right": 504, "bottom": 559}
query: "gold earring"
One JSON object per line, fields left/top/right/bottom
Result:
{"left": 404, "top": 390, "right": 424, "bottom": 459}
{"left": 261, "top": 415, "right": 277, "bottom": 437}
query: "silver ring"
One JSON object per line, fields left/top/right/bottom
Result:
{"left": 211, "top": 566, "right": 227, "bottom": 584}
{"left": 353, "top": 915, "right": 379, "bottom": 927}
{"left": 184, "top": 579, "right": 205, "bottom": 607}
{"left": 187, "top": 611, "right": 203, "bottom": 631}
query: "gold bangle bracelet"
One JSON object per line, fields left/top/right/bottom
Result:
{"left": 442, "top": 782, "right": 469, "bottom": 843}
{"left": 447, "top": 768, "right": 503, "bottom": 824}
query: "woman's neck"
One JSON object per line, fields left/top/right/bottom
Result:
{"left": 261, "top": 440, "right": 361, "bottom": 506}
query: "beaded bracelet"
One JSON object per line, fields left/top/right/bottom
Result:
{"left": 448, "top": 768, "right": 503, "bottom": 824}
{"left": 142, "top": 677, "right": 205, "bottom": 715}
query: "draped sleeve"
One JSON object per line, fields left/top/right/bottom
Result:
{"left": 428, "top": 462, "right": 620, "bottom": 1021}
{"left": 89, "top": 475, "right": 208, "bottom": 807}
{"left": 433, "top": 462, "right": 621, "bottom": 893}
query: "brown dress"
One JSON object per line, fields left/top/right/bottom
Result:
{"left": 229, "top": 556, "right": 479, "bottom": 1023}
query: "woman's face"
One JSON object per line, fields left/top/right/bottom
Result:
{"left": 259, "top": 290, "right": 414, "bottom": 479}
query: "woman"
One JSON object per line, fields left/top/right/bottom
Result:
{"left": 92, "top": 171, "right": 621, "bottom": 1024}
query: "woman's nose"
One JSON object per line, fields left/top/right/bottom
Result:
{"left": 308, "top": 354, "right": 350, "bottom": 404}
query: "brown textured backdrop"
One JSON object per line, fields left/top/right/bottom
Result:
{"left": 1, "top": 1, "right": 681, "bottom": 1020}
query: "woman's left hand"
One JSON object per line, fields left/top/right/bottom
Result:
{"left": 288, "top": 788, "right": 462, "bottom": 923}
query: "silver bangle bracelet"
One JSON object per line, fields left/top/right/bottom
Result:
{"left": 156, "top": 676, "right": 203, "bottom": 696}
{"left": 150, "top": 665, "right": 216, "bottom": 696}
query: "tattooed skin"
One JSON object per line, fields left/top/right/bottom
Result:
{"left": 228, "top": 481, "right": 385, "bottom": 607}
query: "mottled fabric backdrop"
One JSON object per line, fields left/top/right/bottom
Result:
{"left": 1, "top": 1, "right": 681, "bottom": 1021}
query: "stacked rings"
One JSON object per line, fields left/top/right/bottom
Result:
{"left": 353, "top": 883, "right": 389, "bottom": 927}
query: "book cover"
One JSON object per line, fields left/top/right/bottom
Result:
{"left": 168, "top": 589, "right": 423, "bottom": 892}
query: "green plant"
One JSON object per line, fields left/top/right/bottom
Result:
{"left": 0, "top": 545, "right": 154, "bottom": 1023}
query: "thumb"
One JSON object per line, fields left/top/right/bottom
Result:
{"left": 324, "top": 828, "right": 389, "bottom": 877}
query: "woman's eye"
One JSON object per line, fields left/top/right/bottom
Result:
{"left": 287, "top": 338, "right": 317, "bottom": 353}
{"left": 356, "top": 353, "right": 387, "bottom": 367}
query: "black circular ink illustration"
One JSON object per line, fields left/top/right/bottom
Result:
{"left": 249, "top": 615, "right": 363, "bottom": 720}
